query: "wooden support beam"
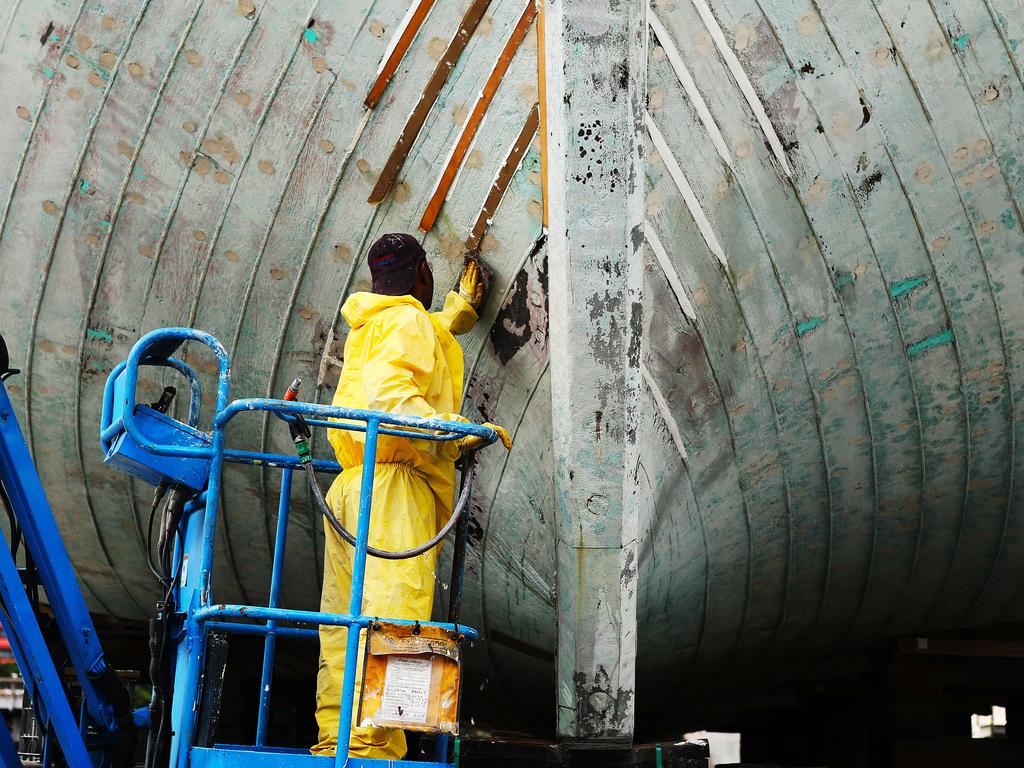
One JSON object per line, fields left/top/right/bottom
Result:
{"left": 536, "top": 0, "right": 549, "bottom": 228}
{"left": 544, "top": 0, "right": 646, "bottom": 747}
{"left": 367, "top": 0, "right": 492, "bottom": 204}
{"left": 419, "top": 0, "right": 536, "bottom": 232}
{"left": 364, "top": 0, "right": 437, "bottom": 109}
{"left": 464, "top": 103, "right": 538, "bottom": 251}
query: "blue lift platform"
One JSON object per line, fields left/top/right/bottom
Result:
{"left": 0, "top": 327, "right": 497, "bottom": 767}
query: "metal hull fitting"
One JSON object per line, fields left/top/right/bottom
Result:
{"left": 1, "top": 0, "right": 1023, "bottom": 744}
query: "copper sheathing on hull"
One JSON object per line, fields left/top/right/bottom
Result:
{"left": 368, "top": 0, "right": 494, "bottom": 205}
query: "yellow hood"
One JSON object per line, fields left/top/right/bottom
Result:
{"left": 341, "top": 292, "right": 426, "bottom": 330}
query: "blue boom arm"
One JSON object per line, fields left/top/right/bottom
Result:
{"left": 0, "top": 336, "right": 131, "bottom": 767}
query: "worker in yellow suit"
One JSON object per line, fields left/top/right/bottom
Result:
{"left": 312, "top": 233, "right": 511, "bottom": 758}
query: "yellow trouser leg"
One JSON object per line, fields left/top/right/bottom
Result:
{"left": 312, "top": 465, "right": 440, "bottom": 758}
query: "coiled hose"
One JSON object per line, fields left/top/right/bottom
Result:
{"left": 303, "top": 450, "right": 475, "bottom": 560}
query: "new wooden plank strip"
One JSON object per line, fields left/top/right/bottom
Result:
{"left": 641, "top": 363, "right": 688, "bottom": 461}
{"left": 368, "top": 0, "right": 492, "bottom": 204}
{"left": 645, "top": 110, "right": 727, "bottom": 268}
{"left": 364, "top": 0, "right": 436, "bottom": 109}
{"left": 688, "top": 0, "right": 792, "bottom": 177}
{"left": 536, "top": 0, "right": 548, "bottom": 228}
{"left": 465, "top": 102, "right": 538, "bottom": 251}
{"left": 648, "top": 9, "right": 730, "bottom": 166}
{"left": 645, "top": 220, "right": 696, "bottom": 320}
{"left": 419, "top": 0, "right": 536, "bottom": 232}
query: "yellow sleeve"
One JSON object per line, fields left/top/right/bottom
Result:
{"left": 431, "top": 291, "right": 478, "bottom": 336}
{"left": 361, "top": 305, "right": 466, "bottom": 424}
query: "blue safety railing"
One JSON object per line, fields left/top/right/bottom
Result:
{"left": 100, "top": 328, "right": 496, "bottom": 768}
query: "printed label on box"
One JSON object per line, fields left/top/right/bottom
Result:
{"left": 379, "top": 656, "right": 432, "bottom": 724}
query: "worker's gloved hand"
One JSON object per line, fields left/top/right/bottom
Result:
{"left": 457, "top": 259, "right": 488, "bottom": 310}
{"left": 461, "top": 422, "right": 512, "bottom": 452}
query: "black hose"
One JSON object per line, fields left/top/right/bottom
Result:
{"left": 145, "top": 483, "right": 168, "bottom": 584}
{"left": 0, "top": 479, "right": 21, "bottom": 561}
{"left": 304, "top": 456, "right": 475, "bottom": 560}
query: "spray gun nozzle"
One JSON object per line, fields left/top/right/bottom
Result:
{"left": 283, "top": 377, "right": 302, "bottom": 402}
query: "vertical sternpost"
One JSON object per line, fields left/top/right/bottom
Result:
{"left": 543, "top": 0, "right": 646, "bottom": 748}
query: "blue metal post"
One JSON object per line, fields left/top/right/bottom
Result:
{"left": 0, "top": 385, "right": 118, "bottom": 735}
{"left": 168, "top": 486, "right": 209, "bottom": 767}
{"left": 335, "top": 419, "right": 380, "bottom": 766}
{"left": 168, "top": 339, "right": 232, "bottom": 768}
{"left": 0, "top": 527, "right": 91, "bottom": 766}
{"left": 255, "top": 468, "right": 292, "bottom": 746}
{"left": 0, "top": 711, "right": 19, "bottom": 768}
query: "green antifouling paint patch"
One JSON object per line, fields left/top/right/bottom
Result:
{"left": 796, "top": 316, "right": 825, "bottom": 337}
{"left": 834, "top": 272, "right": 854, "bottom": 289}
{"left": 303, "top": 27, "right": 317, "bottom": 43}
{"left": 79, "top": 179, "right": 90, "bottom": 194}
{"left": 953, "top": 34, "right": 970, "bottom": 51}
{"left": 1001, "top": 208, "right": 1016, "bottom": 230}
{"left": 907, "top": 328, "right": 953, "bottom": 357}
{"left": 890, "top": 275, "right": 925, "bottom": 298}
{"left": 86, "top": 327, "right": 112, "bottom": 342}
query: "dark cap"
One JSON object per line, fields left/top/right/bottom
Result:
{"left": 367, "top": 233, "right": 426, "bottom": 295}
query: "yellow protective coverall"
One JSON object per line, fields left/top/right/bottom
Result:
{"left": 312, "top": 290, "right": 477, "bottom": 758}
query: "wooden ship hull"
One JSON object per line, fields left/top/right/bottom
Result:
{"left": 1, "top": 0, "right": 1023, "bottom": 745}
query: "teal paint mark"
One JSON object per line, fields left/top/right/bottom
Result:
{"left": 890, "top": 275, "right": 925, "bottom": 298}
{"left": 99, "top": 219, "right": 111, "bottom": 230}
{"left": 1011, "top": 39, "right": 1019, "bottom": 52}
{"left": 79, "top": 179, "right": 90, "bottom": 194}
{"left": 907, "top": 328, "right": 953, "bottom": 357}
{"left": 952, "top": 34, "right": 969, "bottom": 51}
{"left": 796, "top": 316, "right": 825, "bottom": 337}
{"left": 655, "top": 744, "right": 663, "bottom": 768}
{"left": 42, "top": 67, "right": 54, "bottom": 79}
{"left": 133, "top": 168, "right": 145, "bottom": 180}
{"left": 86, "top": 327, "right": 112, "bottom": 342}
{"left": 1001, "top": 208, "right": 1016, "bottom": 230}
{"left": 303, "top": 27, "right": 318, "bottom": 43}
{"left": 834, "top": 272, "right": 854, "bottom": 289}
{"left": 49, "top": 33, "right": 60, "bottom": 42}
